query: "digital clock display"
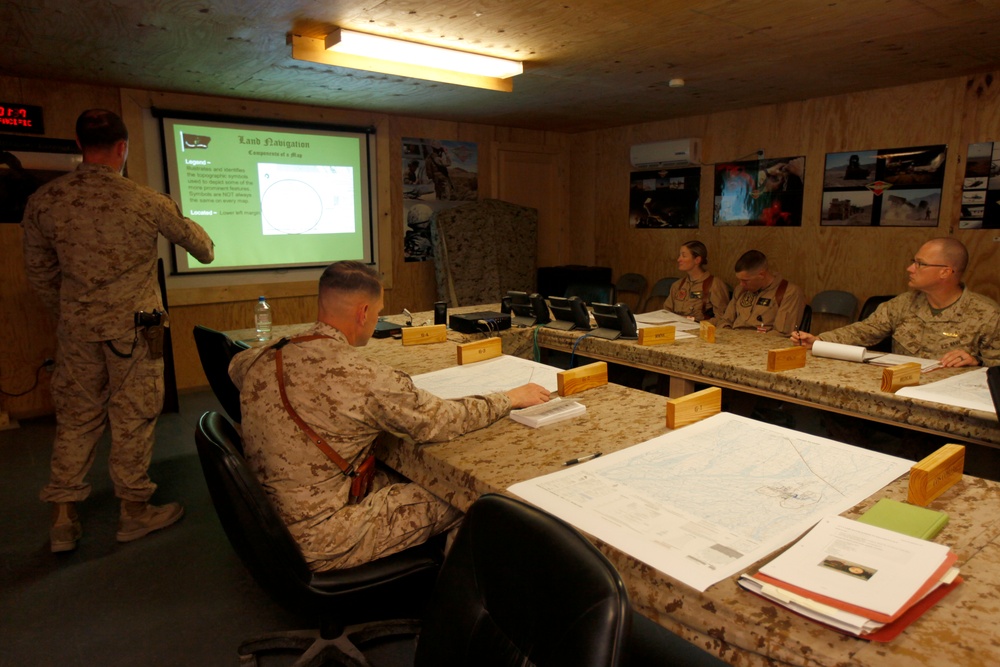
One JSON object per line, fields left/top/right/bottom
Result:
{"left": 0, "top": 102, "right": 45, "bottom": 135}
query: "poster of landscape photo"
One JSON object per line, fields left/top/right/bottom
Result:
{"left": 821, "top": 145, "right": 945, "bottom": 226}
{"left": 959, "top": 141, "right": 1000, "bottom": 229}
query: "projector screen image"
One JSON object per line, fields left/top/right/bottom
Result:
{"left": 159, "top": 113, "right": 374, "bottom": 273}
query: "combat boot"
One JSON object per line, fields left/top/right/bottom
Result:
{"left": 116, "top": 500, "right": 184, "bottom": 542}
{"left": 50, "top": 501, "right": 82, "bottom": 553}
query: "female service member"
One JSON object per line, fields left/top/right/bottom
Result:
{"left": 662, "top": 241, "right": 730, "bottom": 322}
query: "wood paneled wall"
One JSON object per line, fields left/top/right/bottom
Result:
{"left": 5, "top": 68, "right": 1000, "bottom": 419}
{"left": 572, "top": 73, "right": 1000, "bottom": 324}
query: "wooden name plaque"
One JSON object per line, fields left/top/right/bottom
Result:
{"left": 766, "top": 345, "right": 807, "bottom": 372}
{"left": 456, "top": 337, "right": 503, "bottom": 364}
{"left": 666, "top": 387, "right": 722, "bottom": 429}
{"left": 557, "top": 361, "right": 608, "bottom": 397}
{"left": 699, "top": 321, "right": 716, "bottom": 343}
{"left": 638, "top": 325, "right": 675, "bottom": 346}
{"left": 401, "top": 324, "right": 447, "bottom": 346}
{"left": 881, "top": 362, "right": 921, "bottom": 393}
{"left": 907, "top": 444, "right": 965, "bottom": 506}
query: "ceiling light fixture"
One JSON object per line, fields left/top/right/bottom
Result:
{"left": 290, "top": 29, "right": 523, "bottom": 92}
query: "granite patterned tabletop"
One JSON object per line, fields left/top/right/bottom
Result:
{"left": 352, "top": 335, "right": 1000, "bottom": 667}
{"left": 225, "top": 313, "right": 1000, "bottom": 665}
{"left": 517, "top": 325, "right": 1000, "bottom": 448}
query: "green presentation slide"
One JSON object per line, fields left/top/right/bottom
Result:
{"left": 164, "top": 118, "right": 370, "bottom": 272}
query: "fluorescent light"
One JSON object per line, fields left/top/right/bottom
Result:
{"left": 290, "top": 31, "right": 523, "bottom": 92}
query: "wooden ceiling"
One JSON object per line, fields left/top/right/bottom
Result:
{"left": 3, "top": 0, "right": 1000, "bottom": 133}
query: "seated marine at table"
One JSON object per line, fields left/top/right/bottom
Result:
{"left": 716, "top": 249, "right": 806, "bottom": 335}
{"left": 662, "top": 240, "right": 731, "bottom": 322}
{"left": 791, "top": 238, "right": 1000, "bottom": 367}
{"left": 229, "top": 260, "right": 550, "bottom": 571}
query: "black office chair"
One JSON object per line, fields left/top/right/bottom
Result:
{"left": 615, "top": 273, "right": 648, "bottom": 313}
{"left": 858, "top": 294, "right": 895, "bottom": 321}
{"left": 798, "top": 304, "right": 812, "bottom": 334}
{"left": 193, "top": 325, "right": 250, "bottom": 424}
{"left": 642, "top": 277, "right": 679, "bottom": 312}
{"left": 414, "top": 493, "right": 631, "bottom": 667}
{"left": 566, "top": 282, "right": 617, "bottom": 306}
{"left": 858, "top": 295, "right": 896, "bottom": 353}
{"left": 195, "top": 411, "right": 443, "bottom": 667}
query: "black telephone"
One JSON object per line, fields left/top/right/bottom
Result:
{"left": 591, "top": 302, "right": 638, "bottom": 340}
{"left": 507, "top": 290, "right": 551, "bottom": 327}
{"left": 545, "top": 295, "right": 591, "bottom": 331}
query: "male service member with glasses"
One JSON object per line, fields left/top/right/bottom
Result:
{"left": 792, "top": 238, "right": 1000, "bottom": 367}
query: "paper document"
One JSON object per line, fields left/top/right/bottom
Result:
{"left": 510, "top": 397, "right": 586, "bottom": 428}
{"left": 509, "top": 412, "right": 911, "bottom": 592}
{"left": 811, "top": 340, "right": 886, "bottom": 363}
{"left": 897, "top": 366, "right": 995, "bottom": 413}
{"left": 755, "top": 515, "right": 955, "bottom": 621}
{"left": 867, "top": 353, "right": 941, "bottom": 372}
{"left": 635, "top": 310, "right": 701, "bottom": 331}
{"left": 412, "top": 355, "right": 560, "bottom": 399}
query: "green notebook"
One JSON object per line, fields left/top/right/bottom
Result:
{"left": 857, "top": 498, "right": 949, "bottom": 540}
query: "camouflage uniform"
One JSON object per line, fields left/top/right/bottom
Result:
{"left": 229, "top": 322, "right": 512, "bottom": 571}
{"left": 22, "top": 163, "right": 214, "bottom": 503}
{"left": 717, "top": 273, "right": 806, "bottom": 335}
{"left": 662, "top": 273, "right": 731, "bottom": 322}
{"left": 818, "top": 289, "right": 1000, "bottom": 365}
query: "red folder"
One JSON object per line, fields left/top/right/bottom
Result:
{"left": 752, "top": 550, "right": 958, "bottom": 624}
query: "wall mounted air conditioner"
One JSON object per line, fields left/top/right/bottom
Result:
{"left": 629, "top": 138, "right": 701, "bottom": 169}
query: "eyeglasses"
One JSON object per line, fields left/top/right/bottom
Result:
{"left": 909, "top": 259, "right": 951, "bottom": 270}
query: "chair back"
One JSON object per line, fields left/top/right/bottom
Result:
{"left": 859, "top": 294, "right": 895, "bottom": 321}
{"left": 195, "top": 411, "right": 444, "bottom": 627}
{"left": 642, "top": 277, "right": 678, "bottom": 311}
{"left": 810, "top": 290, "right": 858, "bottom": 319}
{"left": 195, "top": 411, "right": 319, "bottom": 610}
{"left": 614, "top": 273, "right": 647, "bottom": 312}
{"left": 415, "top": 494, "right": 630, "bottom": 667}
{"left": 193, "top": 325, "right": 249, "bottom": 423}
{"left": 858, "top": 295, "right": 896, "bottom": 352}
{"left": 565, "top": 282, "right": 616, "bottom": 306}
{"left": 798, "top": 304, "right": 813, "bottom": 333}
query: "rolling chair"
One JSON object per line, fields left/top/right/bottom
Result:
{"left": 806, "top": 289, "right": 858, "bottom": 333}
{"left": 858, "top": 294, "right": 896, "bottom": 353}
{"left": 798, "top": 304, "right": 812, "bottom": 334}
{"left": 641, "top": 277, "right": 679, "bottom": 312}
{"left": 195, "top": 411, "right": 444, "bottom": 667}
{"left": 193, "top": 325, "right": 250, "bottom": 424}
{"left": 414, "top": 493, "right": 631, "bottom": 667}
{"left": 614, "top": 273, "right": 648, "bottom": 313}
{"left": 565, "top": 282, "right": 617, "bottom": 306}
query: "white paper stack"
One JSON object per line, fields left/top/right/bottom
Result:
{"left": 739, "top": 515, "right": 960, "bottom": 641}
{"left": 510, "top": 398, "right": 586, "bottom": 428}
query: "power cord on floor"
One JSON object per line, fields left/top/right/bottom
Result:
{"left": 0, "top": 359, "right": 54, "bottom": 397}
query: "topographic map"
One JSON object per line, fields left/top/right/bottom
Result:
{"left": 510, "top": 412, "right": 911, "bottom": 591}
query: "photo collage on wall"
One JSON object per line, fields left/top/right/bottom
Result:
{"left": 713, "top": 156, "right": 805, "bottom": 226}
{"left": 959, "top": 142, "right": 1000, "bottom": 228}
{"left": 628, "top": 168, "right": 700, "bottom": 228}
{"left": 821, "top": 145, "right": 945, "bottom": 226}
{"left": 401, "top": 138, "right": 478, "bottom": 262}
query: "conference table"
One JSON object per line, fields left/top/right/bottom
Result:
{"left": 227, "top": 311, "right": 1000, "bottom": 667}
{"left": 525, "top": 322, "right": 1000, "bottom": 449}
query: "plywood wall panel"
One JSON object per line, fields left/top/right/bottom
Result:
{"left": 580, "top": 72, "right": 1000, "bottom": 318}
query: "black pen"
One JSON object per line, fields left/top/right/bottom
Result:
{"left": 563, "top": 452, "right": 602, "bottom": 466}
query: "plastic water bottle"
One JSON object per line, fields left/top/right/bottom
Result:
{"left": 254, "top": 296, "right": 272, "bottom": 341}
